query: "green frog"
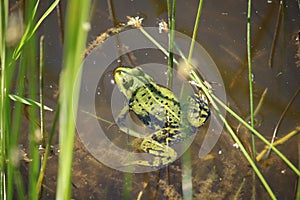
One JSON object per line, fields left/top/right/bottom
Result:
{"left": 113, "top": 66, "right": 210, "bottom": 167}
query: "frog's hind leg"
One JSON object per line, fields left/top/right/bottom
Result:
{"left": 129, "top": 137, "right": 178, "bottom": 167}
{"left": 186, "top": 93, "right": 210, "bottom": 127}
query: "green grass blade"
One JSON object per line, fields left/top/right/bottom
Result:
{"left": 0, "top": 0, "right": 8, "bottom": 198}
{"left": 9, "top": 46, "right": 27, "bottom": 200}
{"left": 246, "top": 0, "right": 257, "bottom": 198}
{"left": 37, "top": 105, "right": 60, "bottom": 195}
{"left": 167, "top": 0, "right": 176, "bottom": 87}
{"left": 221, "top": 114, "right": 276, "bottom": 199}
{"left": 187, "top": 0, "right": 204, "bottom": 64}
{"left": 8, "top": 94, "right": 53, "bottom": 111}
{"left": 56, "top": 0, "right": 90, "bottom": 199}
{"left": 247, "top": 0, "right": 256, "bottom": 159}
{"left": 12, "top": 0, "right": 60, "bottom": 61}
{"left": 35, "top": 36, "right": 46, "bottom": 196}
{"left": 12, "top": 0, "right": 40, "bottom": 60}
{"left": 25, "top": 2, "right": 39, "bottom": 197}
{"left": 39, "top": 36, "right": 45, "bottom": 147}
{"left": 28, "top": 0, "right": 60, "bottom": 40}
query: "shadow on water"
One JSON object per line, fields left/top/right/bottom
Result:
{"left": 13, "top": 0, "right": 300, "bottom": 199}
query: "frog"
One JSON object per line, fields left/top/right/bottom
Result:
{"left": 113, "top": 66, "right": 210, "bottom": 167}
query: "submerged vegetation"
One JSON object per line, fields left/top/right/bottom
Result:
{"left": 0, "top": 0, "right": 299, "bottom": 199}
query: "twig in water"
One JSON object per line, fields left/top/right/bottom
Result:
{"left": 265, "top": 87, "right": 300, "bottom": 158}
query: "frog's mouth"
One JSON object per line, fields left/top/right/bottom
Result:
{"left": 113, "top": 66, "right": 151, "bottom": 98}
{"left": 113, "top": 67, "right": 134, "bottom": 98}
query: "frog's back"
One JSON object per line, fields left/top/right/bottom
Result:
{"left": 129, "top": 83, "right": 181, "bottom": 130}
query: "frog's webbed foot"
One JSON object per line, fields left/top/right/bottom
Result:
{"left": 141, "top": 138, "right": 178, "bottom": 167}
{"left": 123, "top": 138, "right": 178, "bottom": 167}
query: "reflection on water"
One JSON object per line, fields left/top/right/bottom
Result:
{"left": 26, "top": 0, "right": 300, "bottom": 199}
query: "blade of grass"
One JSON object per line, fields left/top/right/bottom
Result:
{"left": 233, "top": 178, "right": 246, "bottom": 200}
{"left": 56, "top": 0, "right": 90, "bottom": 199}
{"left": 253, "top": 88, "right": 268, "bottom": 116}
{"left": 266, "top": 87, "right": 300, "bottom": 158}
{"left": 167, "top": 0, "right": 176, "bottom": 87}
{"left": 39, "top": 36, "right": 46, "bottom": 147}
{"left": 247, "top": 0, "right": 256, "bottom": 159}
{"left": 8, "top": 38, "right": 27, "bottom": 200}
{"left": 25, "top": 1, "right": 40, "bottom": 198}
{"left": 56, "top": 1, "right": 64, "bottom": 44}
{"left": 12, "top": 0, "right": 60, "bottom": 61}
{"left": 247, "top": 1, "right": 257, "bottom": 195}
{"left": 187, "top": 0, "right": 204, "bottom": 64}
{"left": 37, "top": 105, "right": 60, "bottom": 195}
{"left": 0, "top": 0, "right": 9, "bottom": 198}
{"left": 268, "top": 1, "right": 282, "bottom": 68}
{"left": 35, "top": 35, "right": 47, "bottom": 197}
{"left": 8, "top": 94, "right": 53, "bottom": 111}
{"left": 11, "top": 0, "right": 40, "bottom": 60}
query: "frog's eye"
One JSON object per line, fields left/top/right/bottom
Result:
{"left": 123, "top": 78, "right": 134, "bottom": 89}
{"left": 122, "top": 77, "right": 127, "bottom": 84}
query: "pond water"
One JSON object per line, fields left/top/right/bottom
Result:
{"left": 15, "top": 0, "right": 300, "bottom": 199}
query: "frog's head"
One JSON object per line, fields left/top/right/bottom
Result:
{"left": 113, "top": 66, "right": 154, "bottom": 99}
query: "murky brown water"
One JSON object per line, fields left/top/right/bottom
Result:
{"left": 14, "top": 0, "right": 300, "bottom": 199}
